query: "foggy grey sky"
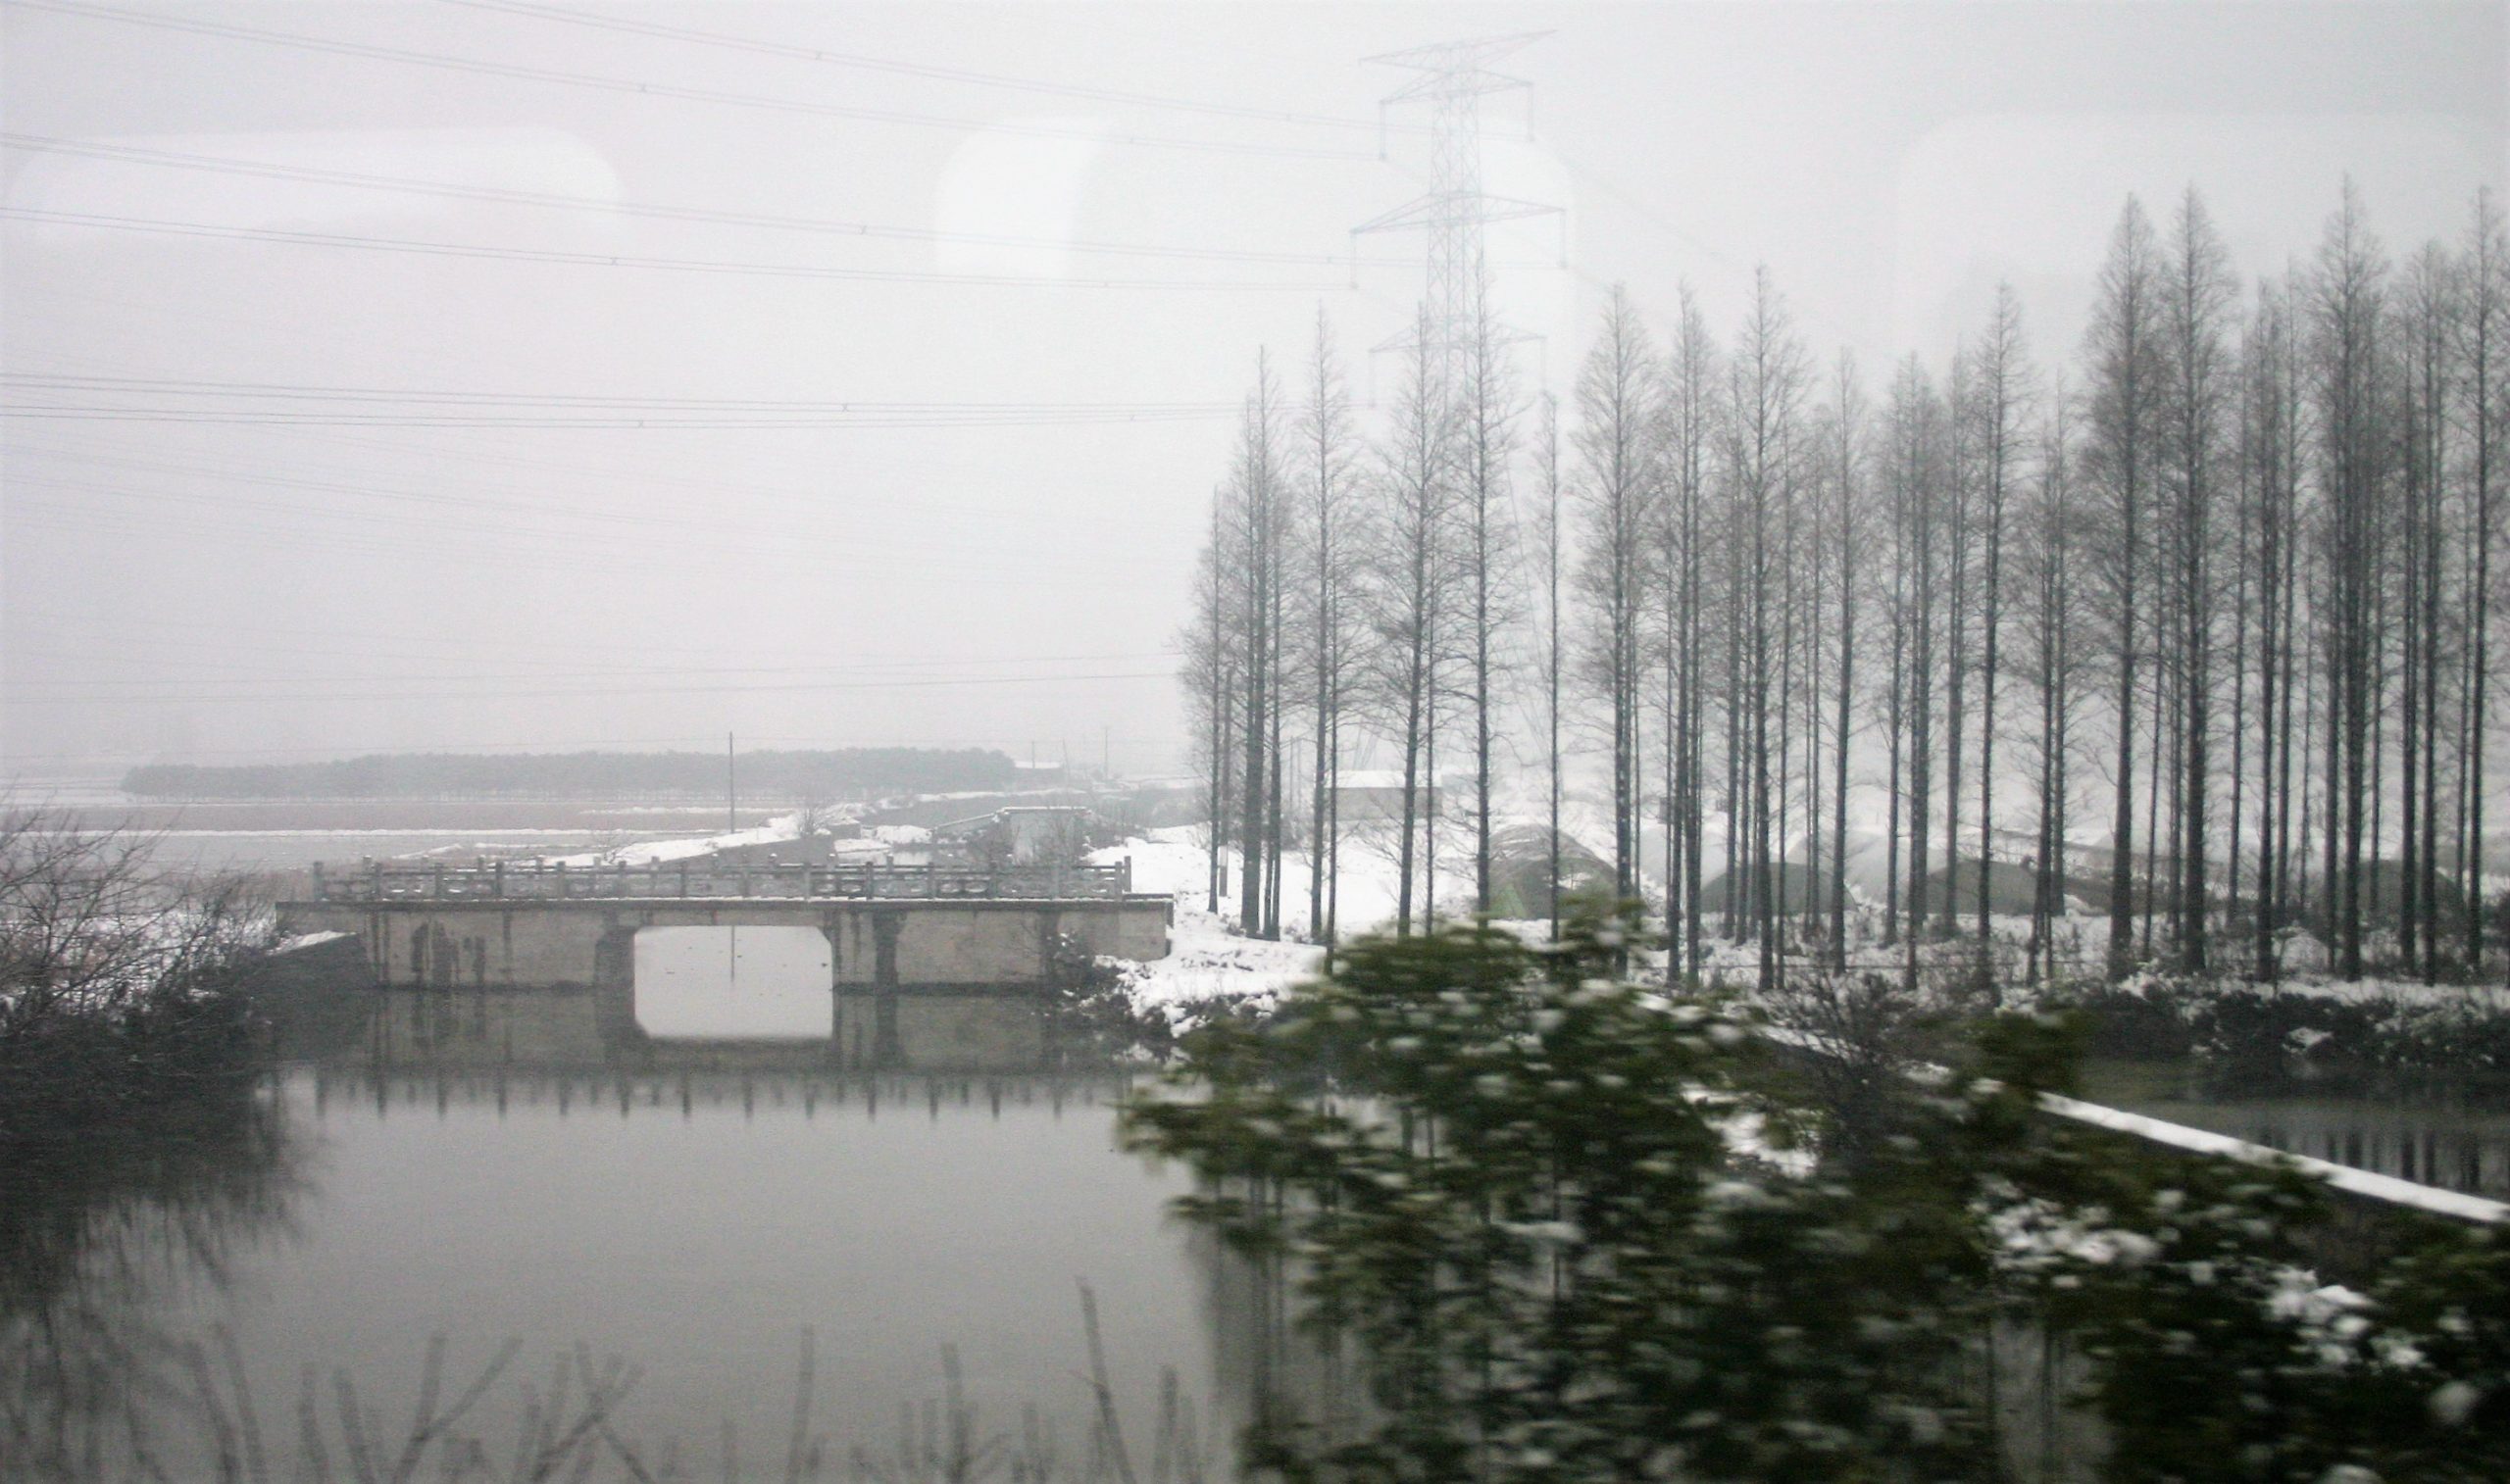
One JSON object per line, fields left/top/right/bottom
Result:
{"left": 3, "top": 0, "right": 2501, "bottom": 780}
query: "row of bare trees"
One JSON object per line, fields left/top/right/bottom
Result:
{"left": 1183, "top": 182, "right": 2510, "bottom": 989}
{"left": 1183, "top": 301, "right": 1487, "bottom": 947}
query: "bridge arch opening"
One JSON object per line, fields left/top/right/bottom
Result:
{"left": 631, "top": 925, "right": 831, "bottom": 1040}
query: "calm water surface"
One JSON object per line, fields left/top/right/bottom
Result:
{"left": 2, "top": 945, "right": 1246, "bottom": 1481}
{"left": 2087, "top": 1061, "right": 2510, "bottom": 1200}
{"left": 15, "top": 904, "right": 2504, "bottom": 1478}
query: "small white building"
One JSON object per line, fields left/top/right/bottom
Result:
{"left": 933, "top": 806, "right": 1093, "bottom": 865}
{"left": 1331, "top": 769, "right": 1455, "bottom": 823}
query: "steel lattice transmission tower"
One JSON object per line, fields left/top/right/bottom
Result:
{"left": 1353, "top": 31, "right": 1562, "bottom": 384}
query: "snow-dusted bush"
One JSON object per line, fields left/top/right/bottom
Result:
{"left": 1128, "top": 912, "right": 2007, "bottom": 1480}
{"left": 2044, "top": 969, "right": 2510, "bottom": 1091}
{"left": 0, "top": 808, "right": 271, "bottom": 1129}
{"left": 1128, "top": 916, "right": 2510, "bottom": 1481}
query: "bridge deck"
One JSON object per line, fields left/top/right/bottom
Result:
{"left": 311, "top": 859, "right": 1134, "bottom": 905}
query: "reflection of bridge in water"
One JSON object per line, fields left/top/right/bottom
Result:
{"left": 264, "top": 979, "right": 1121, "bottom": 1074}
{"left": 305, "top": 1064, "right": 1137, "bottom": 1122}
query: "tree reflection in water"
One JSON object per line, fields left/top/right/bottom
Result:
{"left": 0, "top": 1079, "right": 301, "bottom": 1480}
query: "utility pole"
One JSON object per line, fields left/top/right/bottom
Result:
{"left": 727, "top": 731, "right": 736, "bottom": 833}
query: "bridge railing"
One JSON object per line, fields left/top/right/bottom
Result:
{"left": 307, "top": 858, "right": 1135, "bottom": 903}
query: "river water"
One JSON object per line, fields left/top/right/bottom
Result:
{"left": 0, "top": 940, "right": 1253, "bottom": 1482}
{"left": 2084, "top": 1060, "right": 2510, "bottom": 1202}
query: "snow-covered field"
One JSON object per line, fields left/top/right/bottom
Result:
{"left": 544, "top": 812, "right": 806, "bottom": 866}
{"left": 1092, "top": 818, "right": 2510, "bottom": 1030}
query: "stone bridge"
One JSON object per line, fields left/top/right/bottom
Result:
{"left": 276, "top": 861, "right": 1172, "bottom": 997}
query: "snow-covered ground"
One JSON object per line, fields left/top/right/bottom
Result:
{"left": 1091, "top": 828, "right": 1325, "bottom": 1027}
{"left": 271, "top": 928, "right": 351, "bottom": 955}
{"left": 1093, "top": 817, "right": 2510, "bottom": 1031}
{"left": 1096, "top": 822, "right": 1594, "bottom": 1025}
{"left": 2105, "top": 965, "right": 2510, "bottom": 1013}
{"left": 543, "top": 811, "right": 805, "bottom": 867}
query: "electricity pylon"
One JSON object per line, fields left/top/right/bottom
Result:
{"left": 1352, "top": 32, "right": 1562, "bottom": 383}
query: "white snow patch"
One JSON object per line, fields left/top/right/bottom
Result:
{"left": 1087, "top": 828, "right": 1326, "bottom": 1020}
{"left": 542, "top": 812, "right": 805, "bottom": 867}
{"left": 272, "top": 929, "right": 350, "bottom": 954}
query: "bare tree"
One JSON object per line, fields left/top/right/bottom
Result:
{"left": 1883, "top": 359, "right": 1946, "bottom": 986}
{"left": 2458, "top": 192, "right": 2508, "bottom": 972}
{"left": 2161, "top": 189, "right": 2237, "bottom": 970}
{"left": 2241, "top": 271, "right": 2308, "bottom": 979}
{"left": 1574, "top": 285, "right": 1664, "bottom": 905}
{"left": 1662, "top": 289, "right": 1720, "bottom": 977}
{"left": 1967, "top": 286, "right": 2033, "bottom": 956}
{"left": 2309, "top": 180, "right": 2391, "bottom": 980}
{"left": 2021, "top": 390, "right": 2084, "bottom": 985}
{"left": 1533, "top": 392, "right": 1567, "bottom": 937}
{"left": 1297, "top": 310, "right": 1363, "bottom": 953}
{"left": 1227, "top": 354, "right": 1291, "bottom": 939}
{"left": 2395, "top": 241, "right": 2455, "bottom": 980}
{"left": 1363, "top": 309, "right": 1460, "bottom": 936}
{"left": 2083, "top": 196, "right": 2168, "bottom": 981}
{"left": 1180, "top": 498, "right": 1237, "bottom": 915}
{"left": 0, "top": 808, "right": 265, "bottom": 1054}
{"left": 1937, "top": 347, "right": 1977, "bottom": 943}
{"left": 1824, "top": 354, "right": 1868, "bottom": 971}
{"left": 1727, "top": 269, "right": 1812, "bottom": 988}
{"left": 1456, "top": 269, "right": 1521, "bottom": 917}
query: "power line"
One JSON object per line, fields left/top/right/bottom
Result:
{"left": 0, "top": 371, "right": 1240, "bottom": 413}
{"left": 7, "top": 617, "right": 1175, "bottom": 683}
{"left": 2, "top": 371, "right": 1363, "bottom": 418}
{"left": 1, "top": 438, "right": 1126, "bottom": 537}
{"left": 3, "top": 732, "right": 1174, "bottom": 764}
{"left": 7, "top": 648, "right": 1180, "bottom": 688}
{"left": 11, "top": 651, "right": 1179, "bottom": 688}
{"left": 19, "top": 0, "right": 1375, "bottom": 161}
{"left": 0, "top": 133, "right": 1409, "bottom": 270}
{"left": 0, "top": 439, "right": 1182, "bottom": 575}
{"left": 1, "top": 480, "right": 1145, "bottom": 588}
{"left": 0, "top": 668, "right": 1180, "bottom": 706}
{"left": 1, "top": 735, "right": 726, "bottom": 763}
{"left": 3, "top": 435, "right": 1205, "bottom": 577}
{"left": 437, "top": 0, "right": 1407, "bottom": 136}
{"left": 0, "top": 206, "right": 1349, "bottom": 294}
{"left": 10, "top": 599, "right": 1170, "bottom": 669}
{"left": 2, "top": 405, "right": 1231, "bottom": 427}
{"left": 0, "top": 371, "right": 1362, "bottom": 427}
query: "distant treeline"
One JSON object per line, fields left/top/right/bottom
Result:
{"left": 122, "top": 748, "right": 1024, "bottom": 800}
